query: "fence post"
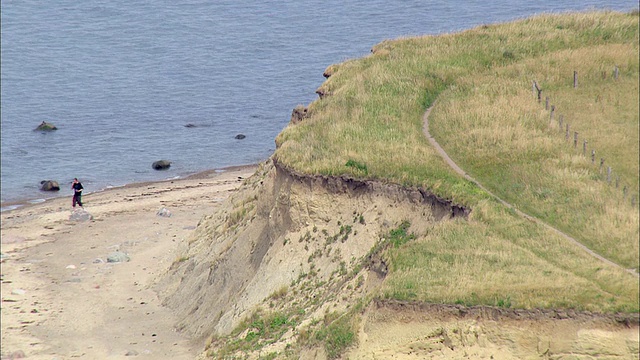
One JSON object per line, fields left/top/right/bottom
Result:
{"left": 623, "top": 186, "right": 628, "bottom": 198}
{"left": 565, "top": 124, "right": 570, "bottom": 141}
{"left": 591, "top": 150, "right": 595, "bottom": 164}
{"left": 583, "top": 140, "right": 587, "bottom": 156}
{"left": 573, "top": 71, "right": 578, "bottom": 88}
{"left": 558, "top": 115, "right": 563, "bottom": 130}
{"left": 574, "top": 132, "right": 578, "bottom": 148}
{"left": 550, "top": 105, "right": 555, "bottom": 125}
{"left": 533, "top": 81, "right": 542, "bottom": 101}
{"left": 614, "top": 66, "right": 619, "bottom": 80}
{"left": 545, "top": 97, "right": 550, "bottom": 110}
{"left": 600, "top": 158, "right": 605, "bottom": 173}
{"left": 615, "top": 176, "right": 619, "bottom": 189}
{"left": 607, "top": 167, "right": 611, "bottom": 184}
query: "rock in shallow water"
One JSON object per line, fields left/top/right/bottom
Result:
{"left": 152, "top": 160, "right": 171, "bottom": 170}
{"left": 40, "top": 180, "right": 60, "bottom": 191}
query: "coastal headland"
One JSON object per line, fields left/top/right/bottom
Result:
{"left": 2, "top": 10, "right": 639, "bottom": 360}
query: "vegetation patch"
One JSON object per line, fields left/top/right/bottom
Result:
{"left": 206, "top": 310, "right": 299, "bottom": 359}
{"left": 314, "top": 312, "right": 358, "bottom": 359}
{"left": 275, "top": 11, "right": 638, "bottom": 311}
{"left": 345, "top": 159, "right": 368, "bottom": 174}
{"left": 388, "top": 220, "right": 416, "bottom": 248}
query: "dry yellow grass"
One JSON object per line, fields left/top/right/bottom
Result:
{"left": 275, "top": 11, "right": 639, "bottom": 312}
{"left": 382, "top": 200, "right": 638, "bottom": 312}
{"left": 430, "top": 42, "right": 639, "bottom": 268}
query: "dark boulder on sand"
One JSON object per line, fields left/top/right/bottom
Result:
{"left": 152, "top": 160, "right": 171, "bottom": 170}
{"left": 40, "top": 180, "right": 60, "bottom": 191}
{"left": 35, "top": 121, "right": 58, "bottom": 131}
{"left": 235, "top": 134, "right": 246, "bottom": 140}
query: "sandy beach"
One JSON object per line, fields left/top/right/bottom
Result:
{"left": 1, "top": 165, "right": 258, "bottom": 360}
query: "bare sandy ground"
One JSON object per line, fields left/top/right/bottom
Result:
{"left": 1, "top": 165, "right": 257, "bottom": 360}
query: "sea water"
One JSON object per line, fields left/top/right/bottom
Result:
{"left": 1, "top": 0, "right": 636, "bottom": 210}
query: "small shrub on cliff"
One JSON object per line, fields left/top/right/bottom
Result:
{"left": 269, "top": 285, "right": 288, "bottom": 301}
{"left": 315, "top": 312, "right": 358, "bottom": 359}
{"left": 388, "top": 220, "right": 415, "bottom": 248}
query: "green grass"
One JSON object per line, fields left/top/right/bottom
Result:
{"left": 274, "top": 11, "right": 639, "bottom": 312}
{"left": 206, "top": 310, "right": 298, "bottom": 359}
{"left": 314, "top": 312, "right": 358, "bottom": 359}
{"left": 387, "top": 220, "right": 416, "bottom": 248}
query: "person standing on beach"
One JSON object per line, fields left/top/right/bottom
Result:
{"left": 71, "top": 178, "right": 83, "bottom": 208}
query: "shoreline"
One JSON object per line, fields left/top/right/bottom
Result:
{"left": 1, "top": 163, "right": 259, "bottom": 359}
{"left": 0, "top": 163, "right": 260, "bottom": 213}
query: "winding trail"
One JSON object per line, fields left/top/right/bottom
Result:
{"left": 422, "top": 105, "right": 638, "bottom": 277}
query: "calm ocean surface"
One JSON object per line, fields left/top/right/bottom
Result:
{"left": 1, "top": 0, "right": 636, "bottom": 210}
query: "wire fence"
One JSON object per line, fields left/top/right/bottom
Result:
{"left": 532, "top": 66, "right": 638, "bottom": 208}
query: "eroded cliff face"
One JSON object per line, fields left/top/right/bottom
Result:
{"left": 157, "top": 158, "right": 467, "bottom": 341}
{"left": 157, "top": 159, "right": 638, "bottom": 359}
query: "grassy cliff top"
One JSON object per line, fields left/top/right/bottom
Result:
{"left": 274, "top": 11, "right": 639, "bottom": 312}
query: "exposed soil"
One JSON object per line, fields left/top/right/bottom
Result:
{"left": 158, "top": 158, "right": 638, "bottom": 359}
{"left": 348, "top": 300, "right": 639, "bottom": 359}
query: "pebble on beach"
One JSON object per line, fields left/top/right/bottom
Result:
{"left": 156, "top": 208, "right": 172, "bottom": 217}
{"left": 107, "top": 252, "right": 131, "bottom": 263}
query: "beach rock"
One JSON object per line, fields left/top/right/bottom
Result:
{"left": 125, "top": 349, "right": 139, "bottom": 356}
{"left": 290, "top": 105, "right": 308, "bottom": 124}
{"left": 69, "top": 208, "right": 93, "bottom": 222}
{"left": 184, "top": 123, "right": 196, "bottom": 128}
{"left": 152, "top": 160, "right": 171, "bottom": 170}
{"left": 107, "top": 251, "right": 130, "bottom": 263}
{"left": 156, "top": 207, "right": 172, "bottom": 217}
{"left": 234, "top": 134, "right": 246, "bottom": 139}
{"left": 40, "top": 180, "right": 60, "bottom": 191}
{"left": 35, "top": 121, "right": 57, "bottom": 131}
